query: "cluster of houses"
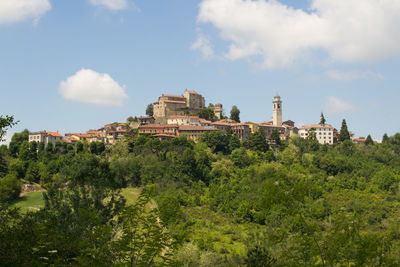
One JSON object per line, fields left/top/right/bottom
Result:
{"left": 27, "top": 91, "right": 361, "bottom": 147}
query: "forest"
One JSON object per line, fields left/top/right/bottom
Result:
{"left": 1, "top": 115, "right": 400, "bottom": 266}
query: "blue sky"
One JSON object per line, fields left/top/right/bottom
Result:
{"left": 1, "top": 0, "right": 399, "bottom": 143}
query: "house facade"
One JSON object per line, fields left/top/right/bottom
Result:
{"left": 29, "top": 131, "right": 63, "bottom": 146}
{"left": 299, "top": 124, "right": 334, "bottom": 144}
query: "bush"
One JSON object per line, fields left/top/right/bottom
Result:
{"left": 0, "top": 174, "right": 21, "bottom": 202}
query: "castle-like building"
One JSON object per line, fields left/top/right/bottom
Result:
{"left": 153, "top": 90, "right": 206, "bottom": 123}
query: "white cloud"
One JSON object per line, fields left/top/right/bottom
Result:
{"left": 197, "top": 0, "right": 400, "bottom": 68}
{"left": 89, "top": 0, "right": 128, "bottom": 10}
{"left": 191, "top": 32, "right": 215, "bottom": 59}
{"left": 325, "top": 96, "right": 357, "bottom": 114}
{"left": 59, "top": 69, "right": 128, "bottom": 107}
{"left": 0, "top": 0, "right": 51, "bottom": 24}
{"left": 325, "top": 70, "right": 384, "bottom": 81}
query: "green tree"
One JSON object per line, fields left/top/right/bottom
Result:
{"left": 146, "top": 103, "right": 154, "bottom": 116}
{"left": 201, "top": 131, "right": 230, "bottom": 154}
{"left": 89, "top": 141, "right": 97, "bottom": 154}
{"left": 8, "top": 130, "right": 29, "bottom": 157}
{"left": 19, "top": 141, "right": 36, "bottom": 162}
{"left": 25, "top": 162, "right": 40, "bottom": 183}
{"left": 320, "top": 112, "right": 326, "bottom": 125}
{"left": 229, "top": 134, "right": 241, "bottom": 152}
{"left": 46, "top": 142, "right": 53, "bottom": 153}
{"left": 246, "top": 129, "right": 269, "bottom": 152}
{"left": 0, "top": 115, "right": 17, "bottom": 142}
{"left": 230, "top": 105, "right": 241, "bottom": 122}
{"left": 96, "top": 142, "right": 105, "bottom": 154}
{"left": 0, "top": 174, "right": 21, "bottom": 202}
{"left": 382, "top": 133, "right": 389, "bottom": 143}
{"left": 338, "top": 119, "right": 350, "bottom": 142}
{"left": 8, "top": 158, "right": 25, "bottom": 179}
{"left": 114, "top": 190, "right": 175, "bottom": 266}
{"left": 365, "top": 135, "right": 374, "bottom": 145}
{"left": 270, "top": 129, "right": 281, "bottom": 146}
{"left": 231, "top": 148, "right": 250, "bottom": 167}
{"left": 196, "top": 108, "right": 216, "bottom": 121}
{"left": 75, "top": 141, "right": 84, "bottom": 153}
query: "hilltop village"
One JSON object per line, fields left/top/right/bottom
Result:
{"left": 28, "top": 90, "right": 353, "bottom": 147}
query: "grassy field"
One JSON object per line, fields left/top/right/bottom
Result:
{"left": 11, "top": 192, "right": 45, "bottom": 213}
{"left": 10, "top": 187, "right": 144, "bottom": 213}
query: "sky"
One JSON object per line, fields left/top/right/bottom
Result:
{"left": 1, "top": 0, "right": 400, "bottom": 143}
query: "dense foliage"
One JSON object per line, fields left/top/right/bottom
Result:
{"left": 1, "top": 121, "right": 400, "bottom": 265}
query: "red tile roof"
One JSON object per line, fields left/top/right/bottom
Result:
{"left": 185, "top": 90, "right": 200, "bottom": 95}
{"left": 46, "top": 131, "right": 62, "bottom": 137}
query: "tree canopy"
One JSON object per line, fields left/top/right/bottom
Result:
{"left": 230, "top": 105, "right": 241, "bottom": 122}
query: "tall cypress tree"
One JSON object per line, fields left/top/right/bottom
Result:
{"left": 320, "top": 112, "right": 326, "bottom": 125}
{"left": 230, "top": 105, "right": 241, "bottom": 123}
{"left": 338, "top": 119, "right": 350, "bottom": 142}
{"left": 365, "top": 134, "right": 374, "bottom": 145}
{"left": 382, "top": 133, "right": 389, "bottom": 143}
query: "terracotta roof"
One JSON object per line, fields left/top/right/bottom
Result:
{"left": 300, "top": 124, "right": 333, "bottom": 129}
{"left": 352, "top": 138, "right": 366, "bottom": 142}
{"left": 185, "top": 90, "right": 200, "bottom": 95}
{"left": 168, "top": 115, "right": 200, "bottom": 119}
{"left": 178, "top": 125, "right": 217, "bottom": 131}
{"left": 199, "top": 119, "right": 212, "bottom": 124}
{"left": 46, "top": 131, "right": 62, "bottom": 137}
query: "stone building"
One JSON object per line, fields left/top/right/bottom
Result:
{"left": 177, "top": 125, "right": 218, "bottom": 142}
{"left": 138, "top": 124, "right": 179, "bottom": 136}
{"left": 153, "top": 90, "right": 205, "bottom": 123}
{"left": 167, "top": 115, "right": 201, "bottom": 126}
{"left": 29, "top": 131, "right": 63, "bottom": 146}
{"left": 139, "top": 116, "right": 155, "bottom": 125}
{"left": 213, "top": 104, "right": 223, "bottom": 119}
{"left": 230, "top": 123, "right": 251, "bottom": 140}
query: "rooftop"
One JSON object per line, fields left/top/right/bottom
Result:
{"left": 185, "top": 90, "right": 200, "bottom": 95}
{"left": 300, "top": 124, "right": 333, "bottom": 129}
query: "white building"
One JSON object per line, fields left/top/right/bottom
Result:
{"left": 167, "top": 116, "right": 201, "bottom": 126}
{"left": 29, "top": 131, "right": 63, "bottom": 146}
{"left": 299, "top": 124, "right": 334, "bottom": 144}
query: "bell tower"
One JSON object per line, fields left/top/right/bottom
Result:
{"left": 272, "top": 94, "right": 282, "bottom": 126}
